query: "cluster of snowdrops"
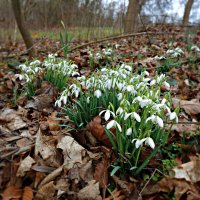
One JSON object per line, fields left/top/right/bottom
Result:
{"left": 15, "top": 50, "right": 181, "bottom": 175}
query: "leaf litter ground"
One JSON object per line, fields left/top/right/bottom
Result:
{"left": 0, "top": 25, "right": 200, "bottom": 200}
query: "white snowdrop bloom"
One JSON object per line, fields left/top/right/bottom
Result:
{"left": 71, "top": 64, "right": 78, "bottom": 69}
{"left": 139, "top": 99, "right": 152, "bottom": 108}
{"left": 99, "top": 109, "right": 115, "bottom": 121}
{"left": 150, "top": 79, "right": 156, "bottom": 86}
{"left": 143, "top": 78, "right": 151, "bottom": 83}
{"left": 105, "top": 79, "right": 112, "bottom": 90}
{"left": 126, "top": 128, "right": 132, "bottom": 136}
{"left": 154, "top": 55, "right": 166, "bottom": 60}
{"left": 175, "top": 47, "right": 184, "bottom": 54}
{"left": 191, "top": 45, "right": 200, "bottom": 52}
{"left": 167, "top": 111, "right": 178, "bottom": 123}
{"left": 115, "top": 44, "right": 120, "bottom": 49}
{"left": 117, "top": 93, "right": 123, "bottom": 101}
{"left": 117, "top": 82, "right": 124, "bottom": 91}
{"left": 18, "top": 64, "right": 27, "bottom": 71}
{"left": 96, "top": 53, "right": 102, "bottom": 59}
{"left": 124, "top": 65, "right": 132, "bottom": 71}
{"left": 15, "top": 74, "right": 23, "bottom": 81}
{"left": 87, "top": 97, "right": 90, "bottom": 104}
{"left": 132, "top": 137, "right": 155, "bottom": 149}
{"left": 94, "top": 89, "right": 102, "bottom": 98}
{"left": 124, "top": 112, "right": 141, "bottom": 122}
{"left": 30, "top": 60, "right": 41, "bottom": 66}
{"left": 126, "top": 85, "right": 136, "bottom": 94}
{"left": 48, "top": 54, "right": 55, "bottom": 59}
{"left": 163, "top": 81, "right": 170, "bottom": 89}
{"left": 72, "top": 72, "right": 80, "bottom": 76}
{"left": 101, "top": 68, "right": 108, "bottom": 72}
{"left": 143, "top": 71, "right": 149, "bottom": 76}
{"left": 116, "top": 107, "right": 124, "bottom": 115}
{"left": 106, "top": 120, "right": 122, "bottom": 132}
{"left": 146, "top": 115, "right": 164, "bottom": 128}
{"left": 161, "top": 98, "right": 167, "bottom": 105}
{"left": 55, "top": 99, "right": 62, "bottom": 107}
{"left": 157, "top": 74, "right": 165, "bottom": 83}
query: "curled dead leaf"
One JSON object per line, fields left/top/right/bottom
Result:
{"left": 22, "top": 186, "right": 33, "bottom": 200}
{"left": 47, "top": 112, "right": 61, "bottom": 131}
{"left": 1, "top": 185, "right": 22, "bottom": 200}
{"left": 17, "top": 155, "right": 35, "bottom": 177}
{"left": 87, "top": 117, "right": 111, "bottom": 147}
{"left": 94, "top": 162, "right": 108, "bottom": 188}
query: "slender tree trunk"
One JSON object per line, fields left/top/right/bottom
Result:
{"left": 124, "top": 0, "right": 145, "bottom": 33}
{"left": 182, "top": 0, "right": 194, "bottom": 27}
{"left": 11, "top": 0, "right": 35, "bottom": 57}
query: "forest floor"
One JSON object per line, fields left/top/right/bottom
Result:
{"left": 0, "top": 25, "right": 200, "bottom": 200}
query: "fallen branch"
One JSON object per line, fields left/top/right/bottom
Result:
{"left": 56, "top": 31, "right": 176, "bottom": 54}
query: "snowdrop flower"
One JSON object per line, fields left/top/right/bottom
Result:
{"left": 146, "top": 115, "right": 164, "bottom": 128}
{"left": 96, "top": 53, "right": 102, "bottom": 59}
{"left": 99, "top": 109, "right": 115, "bottom": 121}
{"left": 132, "top": 137, "right": 155, "bottom": 149}
{"left": 191, "top": 45, "right": 200, "bottom": 52}
{"left": 126, "top": 85, "right": 137, "bottom": 95}
{"left": 72, "top": 71, "right": 80, "bottom": 76}
{"left": 124, "top": 112, "right": 141, "bottom": 122}
{"left": 163, "top": 81, "right": 170, "bottom": 89}
{"left": 18, "top": 64, "right": 27, "bottom": 71}
{"left": 116, "top": 107, "right": 124, "bottom": 115}
{"left": 124, "top": 65, "right": 132, "bottom": 71}
{"left": 150, "top": 79, "right": 156, "bottom": 86}
{"left": 126, "top": 128, "right": 132, "bottom": 136}
{"left": 139, "top": 99, "right": 152, "bottom": 108}
{"left": 167, "top": 111, "right": 178, "bottom": 123}
{"left": 154, "top": 55, "right": 166, "bottom": 60}
{"left": 157, "top": 74, "right": 165, "bottom": 83}
{"left": 117, "top": 93, "right": 123, "bottom": 101}
{"left": 15, "top": 74, "right": 23, "bottom": 80}
{"left": 30, "top": 60, "right": 41, "bottom": 66}
{"left": 143, "top": 71, "right": 149, "bottom": 76}
{"left": 94, "top": 89, "right": 102, "bottom": 98}
{"left": 115, "top": 44, "right": 120, "bottom": 49}
{"left": 105, "top": 79, "right": 112, "bottom": 90}
{"left": 71, "top": 64, "right": 78, "bottom": 69}
{"left": 87, "top": 97, "right": 90, "bottom": 104}
{"left": 55, "top": 99, "right": 62, "bottom": 107}
{"left": 106, "top": 120, "right": 122, "bottom": 132}
{"left": 117, "top": 82, "right": 124, "bottom": 91}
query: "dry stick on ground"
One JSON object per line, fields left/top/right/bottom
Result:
{"left": 55, "top": 31, "right": 177, "bottom": 54}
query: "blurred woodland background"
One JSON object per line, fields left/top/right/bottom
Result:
{"left": 0, "top": 0, "right": 199, "bottom": 42}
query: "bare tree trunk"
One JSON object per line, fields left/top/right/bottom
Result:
{"left": 124, "top": 0, "right": 145, "bottom": 33}
{"left": 11, "top": 0, "right": 35, "bottom": 57}
{"left": 182, "top": 0, "right": 194, "bottom": 27}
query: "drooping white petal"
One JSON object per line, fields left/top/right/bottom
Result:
{"left": 116, "top": 122, "right": 122, "bottom": 132}
{"left": 133, "top": 112, "right": 141, "bottom": 122}
{"left": 156, "top": 116, "right": 164, "bottom": 128}
{"left": 106, "top": 120, "right": 115, "bottom": 130}
{"left": 94, "top": 90, "right": 102, "bottom": 98}
{"left": 104, "top": 110, "right": 111, "bottom": 121}
{"left": 135, "top": 138, "right": 146, "bottom": 148}
{"left": 116, "top": 107, "right": 124, "bottom": 115}
{"left": 124, "top": 112, "right": 132, "bottom": 120}
{"left": 99, "top": 110, "right": 106, "bottom": 116}
{"left": 145, "top": 137, "right": 155, "bottom": 149}
{"left": 150, "top": 80, "right": 156, "bottom": 86}
{"left": 163, "top": 81, "right": 170, "bottom": 89}
{"left": 169, "top": 112, "right": 176, "bottom": 120}
{"left": 126, "top": 128, "right": 132, "bottom": 136}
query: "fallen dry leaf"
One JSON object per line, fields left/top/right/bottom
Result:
{"left": 17, "top": 155, "right": 35, "bottom": 177}
{"left": 87, "top": 116, "right": 111, "bottom": 147}
{"left": 0, "top": 108, "right": 27, "bottom": 131}
{"left": 173, "top": 157, "right": 200, "bottom": 183}
{"left": 57, "top": 135, "right": 96, "bottom": 169}
{"left": 36, "top": 181, "right": 56, "bottom": 200}
{"left": 22, "top": 186, "right": 33, "bottom": 200}
{"left": 77, "top": 180, "right": 101, "bottom": 200}
{"left": 34, "top": 128, "right": 56, "bottom": 160}
{"left": 47, "top": 112, "right": 61, "bottom": 131}
{"left": 142, "top": 176, "right": 200, "bottom": 200}
{"left": 1, "top": 185, "right": 22, "bottom": 200}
